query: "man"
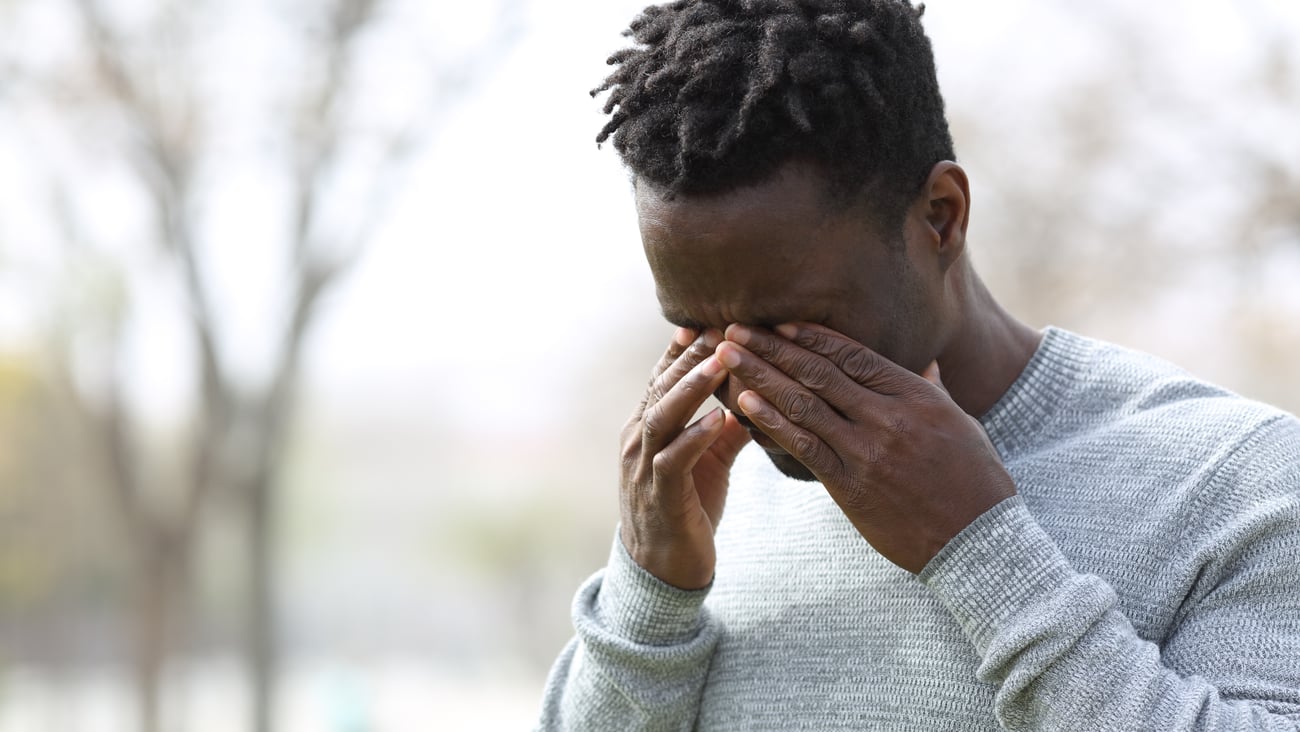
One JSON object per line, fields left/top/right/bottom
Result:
{"left": 537, "top": 1, "right": 1300, "bottom": 729}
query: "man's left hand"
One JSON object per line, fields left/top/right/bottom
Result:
{"left": 714, "top": 322, "right": 1017, "bottom": 574}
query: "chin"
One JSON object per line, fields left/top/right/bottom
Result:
{"left": 766, "top": 451, "right": 820, "bottom": 482}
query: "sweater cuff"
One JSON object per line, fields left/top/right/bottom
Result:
{"left": 918, "top": 495, "right": 1075, "bottom": 654}
{"left": 592, "top": 530, "right": 712, "bottom": 647}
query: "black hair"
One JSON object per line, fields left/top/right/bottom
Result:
{"left": 592, "top": 0, "right": 955, "bottom": 229}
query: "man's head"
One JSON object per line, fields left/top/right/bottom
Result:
{"left": 596, "top": 0, "right": 969, "bottom": 479}
{"left": 593, "top": 0, "right": 954, "bottom": 231}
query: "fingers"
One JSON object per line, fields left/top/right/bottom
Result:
{"left": 709, "top": 410, "right": 752, "bottom": 469}
{"left": 691, "top": 411, "right": 752, "bottom": 524}
{"left": 723, "top": 323, "right": 878, "bottom": 418}
{"left": 735, "top": 390, "right": 843, "bottom": 481}
{"left": 619, "top": 328, "right": 735, "bottom": 592}
{"left": 640, "top": 328, "right": 723, "bottom": 414}
{"left": 649, "top": 326, "right": 697, "bottom": 386}
{"left": 775, "top": 323, "right": 921, "bottom": 396}
{"left": 715, "top": 335, "right": 850, "bottom": 436}
{"left": 641, "top": 351, "right": 730, "bottom": 456}
{"left": 651, "top": 407, "right": 727, "bottom": 495}
{"left": 713, "top": 336, "right": 851, "bottom": 476}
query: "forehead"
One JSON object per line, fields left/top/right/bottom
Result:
{"left": 634, "top": 163, "right": 841, "bottom": 240}
{"left": 634, "top": 164, "right": 876, "bottom": 328}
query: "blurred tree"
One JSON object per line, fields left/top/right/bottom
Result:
{"left": 0, "top": 353, "right": 130, "bottom": 681}
{"left": 956, "top": 3, "right": 1300, "bottom": 409}
{"left": 0, "top": 0, "right": 521, "bottom": 730}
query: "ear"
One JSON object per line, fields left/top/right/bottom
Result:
{"left": 918, "top": 161, "right": 970, "bottom": 272}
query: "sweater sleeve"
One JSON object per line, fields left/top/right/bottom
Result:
{"left": 535, "top": 531, "right": 720, "bottom": 731}
{"left": 918, "top": 419, "right": 1300, "bottom": 732}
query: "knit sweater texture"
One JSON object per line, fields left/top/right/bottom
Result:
{"left": 536, "top": 327, "right": 1300, "bottom": 731}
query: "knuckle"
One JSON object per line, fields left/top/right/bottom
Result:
{"left": 679, "top": 368, "right": 708, "bottom": 394}
{"left": 841, "top": 482, "right": 878, "bottom": 514}
{"left": 870, "top": 440, "right": 889, "bottom": 467}
{"left": 634, "top": 460, "right": 655, "bottom": 486}
{"left": 620, "top": 434, "right": 640, "bottom": 463}
{"left": 683, "top": 340, "right": 711, "bottom": 364}
{"left": 840, "top": 348, "right": 877, "bottom": 383}
{"left": 650, "top": 450, "right": 676, "bottom": 478}
{"left": 642, "top": 407, "right": 665, "bottom": 443}
{"left": 784, "top": 388, "right": 817, "bottom": 424}
{"left": 616, "top": 439, "right": 642, "bottom": 468}
{"left": 796, "top": 358, "right": 834, "bottom": 392}
{"left": 652, "top": 342, "right": 712, "bottom": 393}
{"left": 856, "top": 436, "right": 885, "bottom": 467}
{"left": 748, "top": 332, "right": 777, "bottom": 358}
{"left": 644, "top": 376, "right": 666, "bottom": 404}
{"left": 790, "top": 431, "right": 818, "bottom": 460}
{"left": 886, "top": 412, "right": 910, "bottom": 438}
{"left": 797, "top": 329, "right": 834, "bottom": 354}
{"left": 740, "top": 363, "right": 772, "bottom": 390}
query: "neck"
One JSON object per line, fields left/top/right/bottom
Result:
{"left": 936, "top": 267, "right": 1042, "bottom": 418}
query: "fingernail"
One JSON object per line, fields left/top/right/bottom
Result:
{"left": 775, "top": 324, "right": 798, "bottom": 340}
{"left": 675, "top": 327, "right": 694, "bottom": 346}
{"left": 701, "top": 407, "right": 723, "bottom": 429}
{"left": 701, "top": 355, "right": 722, "bottom": 377}
{"left": 738, "top": 391, "right": 762, "bottom": 414}
{"left": 727, "top": 324, "right": 751, "bottom": 345}
{"left": 717, "top": 345, "right": 742, "bottom": 369}
{"left": 703, "top": 329, "right": 722, "bottom": 348}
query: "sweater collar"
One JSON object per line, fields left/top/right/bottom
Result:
{"left": 979, "top": 326, "right": 1093, "bottom": 460}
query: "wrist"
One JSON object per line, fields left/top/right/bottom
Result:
{"left": 620, "top": 523, "right": 714, "bottom": 591}
{"left": 598, "top": 528, "right": 713, "bottom": 645}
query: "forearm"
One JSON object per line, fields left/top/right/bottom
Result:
{"left": 537, "top": 534, "right": 719, "bottom": 731}
{"left": 920, "top": 497, "right": 1300, "bottom": 731}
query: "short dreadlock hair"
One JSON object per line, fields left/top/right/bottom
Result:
{"left": 593, "top": 0, "right": 954, "bottom": 231}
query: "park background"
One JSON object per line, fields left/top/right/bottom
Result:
{"left": 1, "top": 0, "right": 1299, "bottom": 729}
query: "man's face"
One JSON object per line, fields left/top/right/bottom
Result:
{"left": 635, "top": 162, "right": 948, "bottom": 480}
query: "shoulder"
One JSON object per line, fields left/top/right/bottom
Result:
{"left": 1047, "top": 328, "right": 1300, "bottom": 511}
{"left": 999, "top": 331, "right": 1300, "bottom": 602}
{"left": 1049, "top": 327, "right": 1292, "bottom": 447}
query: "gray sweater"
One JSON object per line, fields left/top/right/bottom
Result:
{"left": 537, "top": 327, "right": 1300, "bottom": 730}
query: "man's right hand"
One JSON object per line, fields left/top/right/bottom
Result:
{"left": 619, "top": 328, "right": 751, "bottom": 591}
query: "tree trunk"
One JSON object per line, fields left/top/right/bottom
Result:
{"left": 133, "top": 534, "right": 185, "bottom": 732}
{"left": 249, "top": 478, "right": 276, "bottom": 732}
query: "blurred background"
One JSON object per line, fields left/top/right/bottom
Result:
{"left": 0, "top": 0, "right": 1298, "bottom": 729}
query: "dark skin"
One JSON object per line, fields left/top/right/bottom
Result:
{"left": 619, "top": 159, "right": 1042, "bottom": 589}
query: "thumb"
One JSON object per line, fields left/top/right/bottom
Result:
{"left": 713, "top": 410, "right": 752, "bottom": 467}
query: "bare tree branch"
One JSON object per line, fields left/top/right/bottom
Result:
{"left": 72, "top": 0, "right": 236, "bottom": 530}
{"left": 7, "top": 1, "right": 531, "bottom": 729}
